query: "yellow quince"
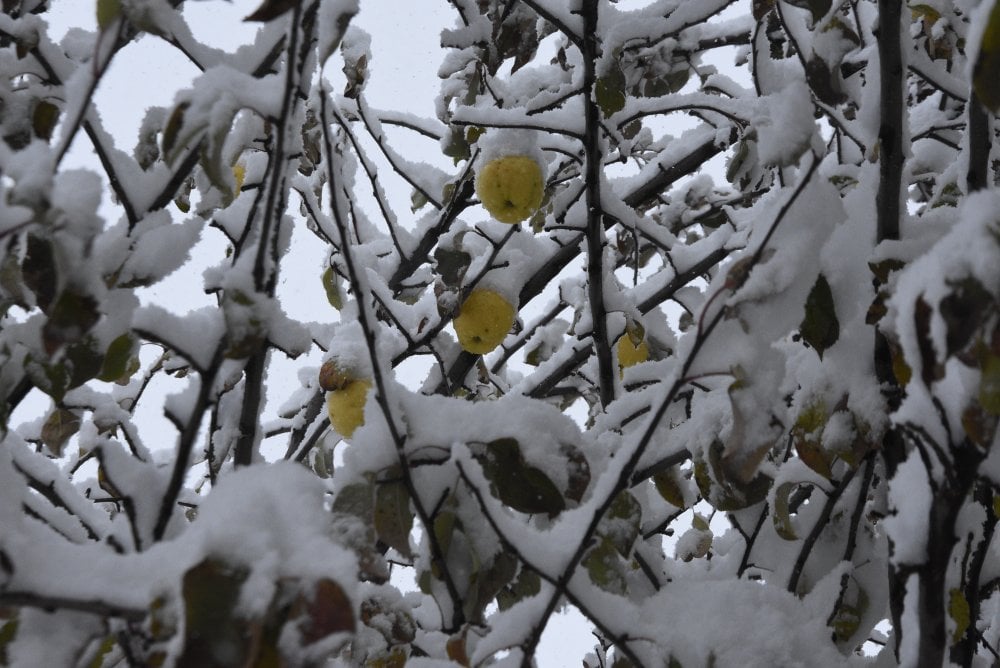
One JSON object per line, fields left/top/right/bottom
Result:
{"left": 454, "top": 288, "right": 516, "bottom": 354}
{"left": 476, "top": 155, "right": 544, "bottom": 224}
{"left": 617, "top": 330, "right": 649, "bottom": 375}
{"left": 327, "top": 379, "right": 371, "bottom": 438}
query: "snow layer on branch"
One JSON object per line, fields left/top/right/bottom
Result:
{"left": 884, "top": 450, "right": 932, "bottom": 565}
{"left": 635, "top": 579, "right": 856, "bottom": 666}
{"left": 889, "top": 190, "right": 1000, "bottom": 433}
{"left": 117, "top": 212, "right": 204, "bottom": 287}
{"left": 1, "top": 462, "right": 356, "bottom": 625}
{"left": 754, "top": 80, "right": 817, "bottom": 166}
{"left": 132, "top": 305, "right": 225, "bottom": 371}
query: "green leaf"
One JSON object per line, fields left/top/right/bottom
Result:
{"left": 914, "top": 297, "right": 942, "bottom": 385}
{"left": 179, "top": 559, "right": 250, "bottom": 668}
{"left": 162, "top": 101, "right": 192, "bottom": 164}
{"left": 332, "top": 480, "right": 374, "bottom": 522}
{"left": 595, "top": 63, "right": 627, "bottom": 117}
{"left": 726, "top": 140, "right": 751, "bottom": 185}
{"left": 410, "top": 189, "right": 429, "bottom": 213}
{"left": 22, "top": 234, "right": 57, "bottom": 311}
{"left": 949, "top": 588, "right": 970, "bottom": 645}
{"left": 98, "top": 333, "right": 138, "bottom": 383}
{"left": 322, "top": 267, "right": 343, "bottom": 310}
{"left": 466, "top": 550, "right": 517, "bottom": 623}
{"left": 343, "top": 52, "right": 367, "bottom": 100}
{"left": 792, "top": 401, "right": 832, "bottom": 479}
{"left": 472, "top": 438, "right": 566, "bottom": 516}
{"left": 800, "top": 274, "right": 839, "bottom": 358}
{"left": 432, "top": 507, "right": 457, "bottom": 570}
{"left": 979, "top": 352, "right": 1000, "bottom": 415}
{"left": 25, "top": 356, "right": 71, "bottom": 402}
{"left": 497, "top": 566, "right": 541, "bottom": 611}
{"left": 87, "top": 636, "right": 116, "bottom": 668}
{"left": 562, "top": 443, "right": 591, "bottom": 505}
{"left": 0, "top": 251, "right": 28, "bottom": 311}
{"left": 433, "top": 247, "right": 471, "bottom": 288}
{"left": 96, "top": 0, "right": 121, "bottom": 30}
{"left": 772, "top": 481, "right": 801, "bottom": 540}
{"left": 65, "top": 338, "right": 105, "bottom": 389}
{"left": 374, "top": 479, "right": 413, "bottom": 559}
{"left": 583, "top": 537, "right": 627, "bottom": 595}
{"left": 32, "top": 100, "right": 59, "bottom": 141}
{"left": 830, "top": 602, "right": 863, "bottom": 644}
{"left": 962, "top": 403, "right": 998, "bottom": 448}
{"left": 41, "top": 408, "right": 80, "bottom": 457}
{"left": 829, "top": 583, "right": 868, "bottom": 645}
{"left": 332, "top": 479, "right": 386, "bottom": 582}
{"left": 974, "top": 0, "right": 1000, "bottom": 113}
{"left": 940, "top": 278, "right": 993, "bottom": 356}
{"left": 641, "top": 68, "right": 689, "bottom": 98}
{"left": 42, "top": 290, "right": 101, "bottom": 355}
{"left": 694, "top": 441, "right": 772, "bottom": 511}
{"left": 0, "top": 614, "right": 18, "bottom": 665}
{"left": 199, "top": 116, "right": 240, "bottom": 206}
{"left": 442, "top": 127, "right": 470, "bottom": 163}
{"left": 603, "top": 491, "right": 641, "bottom": 556}
{"left": 653, "top": 467, "right": 687, "bottom": 508}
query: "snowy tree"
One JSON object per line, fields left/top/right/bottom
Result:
{"left": 1, "top": 0, "right": 999, "bottom": 665}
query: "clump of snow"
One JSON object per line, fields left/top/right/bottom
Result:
{"left": 883, "top": 451, "right": 931, "bottom": 565}
{"left": 635, "top": 579, "right": 858, "bottom": 666}
{"left": 754, "top": 80, "right": 818, "bottom": 167}
{"left": 474, "top": 129, "right": 548, "bottom": 182}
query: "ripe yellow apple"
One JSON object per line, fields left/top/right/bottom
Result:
{"left": 476, "top": 155, "right": 544, "bottom": 224}
{"left": 453, "top": 288, "right": 516, "bottom": 354}
{"left": 617, "top": 332, "right": 649, "bottom": 374}
{"left": 327, "top": 379, "right": 371, "bottom": 438}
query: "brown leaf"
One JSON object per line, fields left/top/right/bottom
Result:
{"left": 41, "top": 408, "right": 80, "bottom": 457}
{"left": 298, "top": 578, "right": 354, "bottom": 644}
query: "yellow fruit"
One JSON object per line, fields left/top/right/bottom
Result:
{"left": 453, "top": 289, "right": 516, "bottom": 354}
{"left": 475, "top": 155, "right": 544, "bottom": 224}
{"left": 617, "top": 334, "right": 649, "bottom": 372}
{"left": 327, "top": 380, "right": 371, "bottom": 438}
{"left": 318, "top": 358, "right": 355, "bottom": 391}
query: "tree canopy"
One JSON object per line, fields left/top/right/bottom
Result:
{"left": 1, "top": 0, "right": 1000, "bottom": 665}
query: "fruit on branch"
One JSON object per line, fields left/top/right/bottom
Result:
{"left": 475, "top": 155, "right": 545, "bottom": 224}
{"left": 327, "top": 379, "right": 371, "bottom": 438}
{"left": 617, "top": 327, "right": 649, "bottom": 375}
{"left": 320, "top": 359, "right": 371, "bottom": 438}
{"left": 453, "top": 288, "right": 516, "bottom": 354}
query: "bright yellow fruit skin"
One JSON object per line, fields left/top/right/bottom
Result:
{"left": 454, "top": 289, "right": 516, "bottom": 354}
{"left": 476, "top": 155, "right": 544, "bottom": 224}
{"left": 617, "top": 335, "right": 649, "bottom": 371}
{"left": 327, "top": 380, "right": 371, "bottom": 438}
